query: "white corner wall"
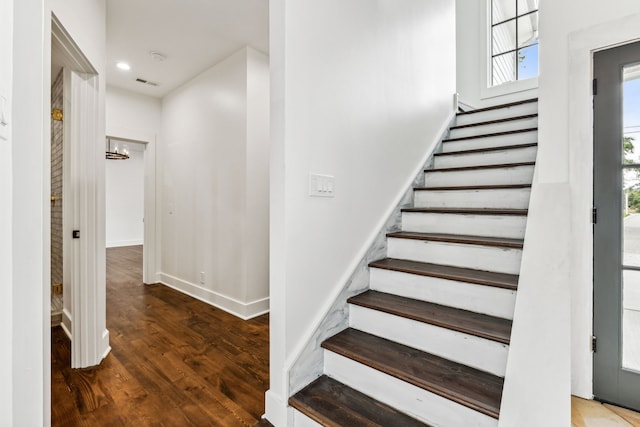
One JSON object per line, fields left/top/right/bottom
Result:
{"left": 9, "top": 0, "right": 106, "bottom": 424}
{"left": 266, "top": 0, "right": 456, "bottom": 424}
{"left": 159, "top": 47, "right": 270, "bottom": 320}
{"left": 106, "top": 144, "right": 145, "bottom": 247}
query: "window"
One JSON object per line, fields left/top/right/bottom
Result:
{"left": 491, "top": 0, "right": 539, "bottom": 87}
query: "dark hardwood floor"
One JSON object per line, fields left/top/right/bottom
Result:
{"left": 51, "top": 245, "right": 270, "bottom": 426}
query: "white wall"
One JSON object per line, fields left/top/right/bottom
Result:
{"left": 106, "top": 85, "right": 161, "bottom": 142}
{"left": 456, "top": 0, "right": 538, "bottom": 108}
{"left": 0, "top": 0, "right": 13, "bottom": 424}
{"left": 159, "top": 47, "right": 270, "bottom": 319}
{"left": 106, "top": 143, "right": 145, "bottom": 247}
{"left": 266, "top": 0, "right": 456, "bottom": 423}
{"left": 9, "top": 0, "right": 106, "bottom": 424}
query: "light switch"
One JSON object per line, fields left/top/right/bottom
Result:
{"left": 0, "top": 95, "right": 8, "bottom": 141}
{"left": 309, "top": 173, "right": 335, "bottom": 198}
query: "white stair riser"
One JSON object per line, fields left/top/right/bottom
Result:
{"left": 369, "top": 268, "right": 516, "bottom": 319}
{"left": 455, "top": 102, "right": 538, "bottom": 127}
{"left": 424, "top": 165, "right": 534, "bottom": 187}
{"left": 442, "top": 130, "right": 538, "bottom": 153}
{"left": 324, "top": 351, "right": 498, "bottom": 427}
{"left": 414, "top": 188, "right": 531, "bottom": 209}
{"left": 293, "top": 410, "right": 322, "bottom": 427}
{"left": 349, "top": 305, "right": 509, "bottom": 377}
{"left": 387, "top": 238, "right": 522, "bottom": 275}
{"left": 434, "top": 146, "right": 537, "bottom": 169}
{"left": 402, "top": 212, "right": 526, "bottom": 239}
{"left": 449, "top": 116, "right": 538, "bottom": 140}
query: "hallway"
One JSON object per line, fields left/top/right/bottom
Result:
{"left": 51, "top": 246, "right": 269, "bottom": 426}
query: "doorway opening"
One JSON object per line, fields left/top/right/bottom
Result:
{"left": 105, "top": 137, "right": 147, "bottom": 287}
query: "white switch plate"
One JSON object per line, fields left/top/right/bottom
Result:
{"left": 309, "top": 173, "right": 335, "bottom": 198}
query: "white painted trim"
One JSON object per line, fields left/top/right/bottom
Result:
{"left": 61, "top": 308, "right": 72, "bottom": 340}
{"left": 159, "top": 273, "right": 270, "bottom": 320}
{"left": 265, "top": 390, "right": 295, "bottom": 427}
{"left": 100, "top": 329, "right": 111, "bottom": 361}
{"left": 53, "top": 16, "right": 110, "bottom": 369}
{"left": 282, "top": 107, "right": 455, "bottom": 380}
{"left": 106, "top": 239, "right": 144, "bottom": 248}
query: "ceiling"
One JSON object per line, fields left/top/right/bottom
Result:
{"left": 106, "top": 0, "right": 269, "bottom": 98}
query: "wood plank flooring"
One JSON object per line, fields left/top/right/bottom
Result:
{"left": 51, "top": 245, "right": 269, "bottom": 426}
{"left": 572, "top": 396, "right": 640, "bottom": 427}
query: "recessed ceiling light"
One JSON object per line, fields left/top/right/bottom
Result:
{"left": 116, "top": 62, "right": 131, "bottom": 71}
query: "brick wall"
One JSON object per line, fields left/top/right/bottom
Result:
{"left": 51, "top": 69, "right": 63, "bottom": 308}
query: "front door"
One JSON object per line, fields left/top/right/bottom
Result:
{"left": 593, "top": 40, "right": 640, "bottom": 411}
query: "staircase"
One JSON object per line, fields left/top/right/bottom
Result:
{"left": 289, "top": 98, "right": 539, "bottom": 426}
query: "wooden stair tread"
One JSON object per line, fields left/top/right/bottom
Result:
{"left": 414, "top": 184, "right": 531, "bottom": 191}
{"left": 369, "top": 258, "right": 519, "bottom": 290}
{"left": 401, "top": 207, "right": 528, "bottom": 215}
{"left": 450, "top": 113, "right": 538, "bottom": 130}
{"left": 349, "top": 290, "right": 512, "bottom": 344}
{"left": 289, "top": 375, "right": 429, "bottom": 427}
{"left": 443, "top": 127, "right": 537, "bottom": 143}
{"left": 322, "top": 329, "right": 504, "bottom": 419}
{"left": 386, "top": 231, "right": 523, "bottom": 249}
{"left": 434, "top": 142, "right": 538, "bottom": 157}
{"left": 456, "top": 98, "right": 538, "bottom": 116}
{"left": 425, "top": 161, "right": 535, "bottom": 173}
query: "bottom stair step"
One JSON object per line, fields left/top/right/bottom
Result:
{"left": 289, "top": 375, "right": 429, "bottom": 427}
{"left": 322, "top": 328, "right": 504, "bottom": 419}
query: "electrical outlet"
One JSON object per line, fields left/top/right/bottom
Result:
{"left": 52, "top": 283, "right": 63, "bottom": 295}
{"left": 200, "top": 272, "right": 205, "bottom": 284}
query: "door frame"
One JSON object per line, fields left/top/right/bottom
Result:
{"left": 104, "top": 133, "right": 158, "bottom": 284}
{"left": 566, "top": 14, "right": 640, "bottom": 400}
{"left": 52, "top": 15, "right": 110, "bottom": 368}
{"left": 593, "top": 40, "right": 640, "bottom": 410}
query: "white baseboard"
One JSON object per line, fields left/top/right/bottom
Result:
{"left": 101, "top": 329, "right": 111, "bottom": 362}
{"left": 265, "top": 390, "right": 294, "bottom": 427}
{"left": 159, "top": 272, "right": 270, "bottom": 320}
{"left": 61, "top": 308, "right": 72, "bottom": 340}
{"left": 106, "top": 239, "right": 143, "bottom": 248}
